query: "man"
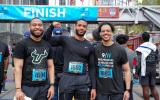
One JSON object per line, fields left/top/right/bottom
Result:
{"left": 136, "top": 32, "right": 159, "bottom": 100}
{"left": 14, "top": 17, "right": 55, "bottom": 100}
{"left": 51, "top": 22, "right": 64, "bottom": 100}
{"left": 116, "top": 34, "right": 138, "bottom": 100}
{"left": 91, "top": 29, "right": 101, "bottom": 46}
{"left": 0, "top": 41, "right": 9, "bottom": 93}
{"left": 43, "top": 19, "right": 96, "bottom": 100}
{"left": 94, "top": 22, "right": 131, "bottom": 100}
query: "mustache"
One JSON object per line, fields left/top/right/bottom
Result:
{"left": 33, "top": 28, "right": 43, "bottom": 31}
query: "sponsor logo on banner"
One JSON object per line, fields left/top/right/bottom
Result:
{"left": 98, "top": 7, "right": 119, "bottom": 18}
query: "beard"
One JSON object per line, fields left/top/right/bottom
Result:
{"left": 30, "top": 30, "right": 43, "bottom": 38}
{"left": 75, "top": 30, "right": 86, "bottom": 37}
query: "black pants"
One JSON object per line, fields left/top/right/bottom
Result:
{"left": 59, "top": 89, "right": 90, "bottom": 100}
{"left": 0, "top": 83, "right": 2, "bottom": 94}
{"left": 96, "top": 93, "right": 123, "bottom": 100}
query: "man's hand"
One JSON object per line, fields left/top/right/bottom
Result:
{"left": 47, "top": 85, "right": 54, "bottom": 100}
{"left": 90, "top": 89, "right": 96, "bottom": 100}
{"left": 15, "top": 89, "right": 25, "bottom": 100}
{"left": 123, "top": 90, "right": 130, "bottom": 100}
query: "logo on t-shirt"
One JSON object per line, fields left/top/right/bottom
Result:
{"left": 31, "top": 49, "right": 48, "bottom": 64}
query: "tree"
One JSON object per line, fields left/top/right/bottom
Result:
{"left": 141, "top": 0, "right": 160, "bottom": 5}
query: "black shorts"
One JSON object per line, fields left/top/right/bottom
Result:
{"left": 140, "top": 71, "right": 156, "bottom": 86}
{"left": 22, "top": 84, "right": 50, "bottom": 100}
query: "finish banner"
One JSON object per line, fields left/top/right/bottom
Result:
{"left": 0, "top": 5, "right": 98, "bottom": 21}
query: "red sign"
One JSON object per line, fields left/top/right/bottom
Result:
{"left": 98, "top": 7, "right": 119, "bottom": 18}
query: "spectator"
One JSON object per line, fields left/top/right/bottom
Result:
{"left": 136, "top": 32, "right": 159, "bottom": 100}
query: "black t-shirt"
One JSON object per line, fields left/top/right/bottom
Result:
{"left": 44, "top": 31, "right": 96, "bottom": 89}
{"left": 0, "top": 41, "right": 9, "bottom": 82}
{"left": 95, "top": 43, "right": 128, "bottom": 94}
{"left": 14, "top": 38, "right": 53, "bottom": 86}
{"left": 52, "top": 46, "right": 63, "bottom": 73}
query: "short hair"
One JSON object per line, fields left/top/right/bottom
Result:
{"left": 142, "top": 32, "right": 150, "bottom": 42}
{"left": 92, "top": 29, "right": 102, "bottom": 41}
{"left": 116, "top": 34, "right": 129, "bottom": 44}
{"left": 30, "top": 17, "right": 43, "bottom": 24}
{"left": 98, "top": 22, "right": 115, "bottom": 33}
{"left": 75, "top": 19, "right": 88, "bottom": 25}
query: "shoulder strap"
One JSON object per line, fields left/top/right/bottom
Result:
{"left": 139, "top": 46, "right": 153, "bottom": 51}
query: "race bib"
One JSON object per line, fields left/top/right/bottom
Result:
{"left": 32, "top": 69, "right": 47, "bottom": 81}
{"left": 99, "top": 68, "right": 113, "bottom": 78}
{"left": 68, "top": 62, "right": 84, "bottom": 74}
{"left": 0, "top": 53, "right": 2, "bottom": 62}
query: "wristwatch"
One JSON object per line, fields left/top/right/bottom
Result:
{"left": 126, "top": 89, "right": 131, "bottom": 92}
{"left": 4, "top": 70, "right": 7, "bottom": 74}
{"left": 50, "top": 83, "right": 54, "bottom": 86}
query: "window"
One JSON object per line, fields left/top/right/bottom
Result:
{"left": 35, "top": 0, "right": 48, "bottom": 5}
{"left": 59, "top": 0, "right": 65, "bottom": 5}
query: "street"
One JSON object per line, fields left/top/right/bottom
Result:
{"left": 0, "top": 64, "right": 160, "bottom": 100}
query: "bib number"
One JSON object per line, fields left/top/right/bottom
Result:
{"left": 0, "top": 53, "right": 2, "bottom": 62}
{"left": 99, "top": 68, "right": 113, "bottom": 78}
{"left": 32, "top": 69, "right": 47, "bottom": 81}
{"left": 68, "top": 62, "right": 83, "bottom": 74}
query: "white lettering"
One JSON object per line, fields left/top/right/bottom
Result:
{"left": 46, "top": 8, "right": 48, "bottom": 17}
{"left": 57, "top": 8, "right": 65, "bottom": 17}
{"left": 24, "top": 8, "right": 31, "bottom": 17}
{"left": 23, "top": 7, "right": 66, "bottom": 18}
{"left": 50, "top": 8, "right": 56, "bottom": 17}
{"left": 36, "top": 8, "right": 44, "bottom": 17}
{"left": 32, "top": 8, "right": 35, "bottom": 17}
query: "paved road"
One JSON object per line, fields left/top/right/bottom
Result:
{"left": 0, "top": 64, "right": 160, "bottom": 100}
{"left": 133, "top": 83, "right": 160, "bottom": 100}
{"left": 0, "top": 64, "right": 15, "bottom": 100}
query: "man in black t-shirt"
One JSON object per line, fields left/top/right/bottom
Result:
{"left": 94, "top": 22, "right": 131, "bottom": 100}
{"left": 0, "top": 41, "right": 9, "bottom": 94}
{"left": 13, "top": 18, "right": 55, "bottom": 100}
{"left": 136, "top": 32, "right": 159, "bottom": 100}
{"left": 44, "top": 20, "right": 96, "bottom": 100}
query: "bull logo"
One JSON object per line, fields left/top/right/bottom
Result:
{"left": 31, "top": 49, "right": 48, "bottom": 64}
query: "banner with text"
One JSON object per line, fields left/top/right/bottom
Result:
{"left": 0, "top": 5, "right": 98, "bottom": 21}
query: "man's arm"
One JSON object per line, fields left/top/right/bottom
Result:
{"left": 43, "top": 22, "right": 60, "bottom": 41}
{"left": 43, "top": 24, "right": 54, "bottom": 41}
{"left": 47, "top": 59, "right": 55, "bottom": 84}
{"left": 14, "top": 58, "right": 24, "bottom": 89}
{"left": 43, "top": 22, "right": 65, "bottom": 46}
{"left": 47, "top": 59, "right": 55, "bottom": 99}
{"left": 122, "top": 62, "right": 131, "bottom": 100}
{"left": 122, "top": 62, "right": 131, "bottom": 90}
{"left": 89, "top": 47, "right": 96, "bottom": 89}
{"left": 3, "top": 56, "right": 9, "bottom": 74}
{"left": 89, "top": 47, "right": 96, "bottom": 100}
{"left": 14, "top": 58, "right": 26, "bottom": 99}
